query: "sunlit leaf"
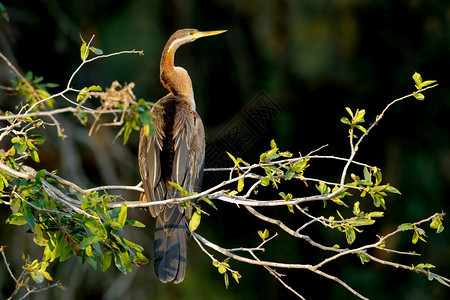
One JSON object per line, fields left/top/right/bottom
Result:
{"left": 189, "top": 210, "right": 201, "bottom": 232}
{"left": 257, "top": 229, "right": 269, "bottom": 241}
{"left": 232, "top": 272, "right": 242, "bottom": 284}
{"left": 237, "top": 177, "right": 244, "bottom": 192}
{"left": 353, "top": 201, "right": 360, "bottom": 215}
{"left": 345, "top": 107, "right": 353, "bottom": 118}
{"left": 358, "top": 252, "right": 370, "bottom": 264}
{"left": 118, "top": 202, "right": 127, "bottom": 228}
{"left": 412, "top": 72, "right": 422, "bottom": 87}
{"left": 398, "top": 223, "right": 414, "bottom": 231}
{"left": 224, "top": 272, "right": 229, "bottom": 289}
{"left": 5, "top": 213, "right": 27, "bottom": 226}
{"left": 413, "top": 92, "right": 425, "bottom": 100}
{"left": 125, "top": 220, "right": 146, "bottom": 228}
{"left": 100, "top": 251, "right": 112, "bottom": 271}
{"left": 412, "top": 230, "right": 419, "bottom": 244}
{"left": 345, "top": 226, "right": 356, "bottom": 245}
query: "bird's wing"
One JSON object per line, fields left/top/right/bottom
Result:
{"left": 161, "top": 103, "right": 197, "bottom": 225}
{"left": 189, "top": 112, "right": 205, "bottom": 192}
{"left": 138, "top": 105, "right": 165, "bottom": 218}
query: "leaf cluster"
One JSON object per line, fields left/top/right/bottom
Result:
{"left": 1, "top": 168, "right": 148, "bottom": 282}
{"left": 412, "top": 72, "right": 436, "bottom": 100}
{"left": 10, "top": 71, "right": 57, "bottom": 110}
{"left": 212, "top": 258, "right": 241, "bottom": 289}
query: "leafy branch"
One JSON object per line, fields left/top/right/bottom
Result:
{"left": 0, "top": 34, "right": 446, "bottom": 300}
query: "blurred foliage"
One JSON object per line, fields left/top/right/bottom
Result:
{"left": 0, "top": 0, "right": 449, "bottom": 299}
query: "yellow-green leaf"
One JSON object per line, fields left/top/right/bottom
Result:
{"left": 413, "top": 92, "right": 425, "bottom": 100}
{"left": 80, "top": 43, "right": 88, "bottom": 61}
{"left": 257, "top": 229, "right": 269, "bottom": 241}
{"left": 189, "top": 210, "right": 201, "bottom": 232}
{"left": 237, "top": 177, "right": 244, "bottom": 192}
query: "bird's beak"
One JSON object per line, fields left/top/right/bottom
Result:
{"left": 192, "top": 30, "right": 227, "bottom": 40}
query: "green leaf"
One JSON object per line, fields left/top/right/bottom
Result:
{"left": 345, "top": 107, "right": 353, "bottom": 118}
{"left": 260, "top": 177, "right": 270, "bottom": 186}
{"left": 413, "top": 92, "right": 425, "bottom": 100}
{"left": 415, "top": 263, "right": 435, "bottom": 270}
{"left": 226, "top": 152, "right": 239, "bottom": 166}
{"left": 354, "top": 109, "right": 366, "bottom": 124}
{"left": 412, "top": 72, "right": 422, "bottom": 87}
{"left": 355, "top": 125, "right": 367, "bottom": 134}
{"left": 100, "top": 251, "right": 112, "bottom": 271}
{"left": 35, "top": 169, "right": 46, "bottom": 184}
{"left": 237, "top": 177, "right": 244, "bottom": 192}
{"left": 340, "top": 117, "right": 351, "bottom": 126}
{"left": 189, "top": 210, "right": 201, "bottom": 232}
{"left": 77, "top": 87, "right": 89, "bottom": 102}
{"left": 398, "top": 223, "right": 414, "bottom": 231}
{"left": 80, "top": 42, "right": 88, "bottom": 61}
{"left": 232, "top": 272, "right": 241, "bottom": 284}
{"left": 84, "top": 218, "right": 107, "bottom": 239}
{"left": 28, "top": 134, "right": 47, "bottom": 144}
{"left": 218, "top": 264, "right": 227, "bottom": 274}
{"left": 345, "top": 226, "right": 356, "bottom": 245}
{"left": 358, "top": 252, "right": 370, "bottom": 264}
{"left": 32, "top": 224, "right": 48, "bottom": 246}
{"left": 5, "top": 213, "right": 27, "bottom": 225}
{"left": 263, "top": 148, "right": 279, "bottom": 162}
{"left": 89, "top": 46, "right": 103, "bottom": 55}
{"left": 121, "top": 237, "right": 144, "bottom": 252}
{"left": 316, "top": 181, "right": 329, "bottom": 195}
{"left": 133, "top": 251, "right": 149, "bottom": 265}
{"left": 279, "top": 151, "right": 293, "bottom": 158}
{"left": 368, "top": 211, "right": 384, "bottom": 218}
{"left": 363, "top": 167, "right": 371, "bottom": 181}
{"left": 200, "top": 196, "right": 217, "bottom": 210}
{"left": 430, "top": 216, "right": 444, "bottom": 234}
{"left": 384, "top": 185, "right": 401, "bottom": 194}
{"left": 22, "top": 202, "right": 35, "bottom": 229}
{"left": 224, "top": 272, "right": 229, "bottom": 289}
{"left": 349, "top": 218, "right": 375, "bottom": 227}
{"left": 270, "top": 139, "right": 277, "bottom": 149}
{"left": 113, "top": 247, "right": 132, "bottom": 274}
{"left": 168, "top": 181, "right": 187, "bottom": 197}
{"left": 78, "top": 236, "right": 104, "bottom": 249}
{"left": 331, "top": 198, "right": 348, "bottom": 207}
{"left": 353, "top": 201, "right": 361, "bottom": 215}
{"left": 125, "top": 220, "right": 146, "bottom": 228}
{"left": 412, "top": 230, "right": 419, "bottom": 244}
{"left": 371, "top": 193, "right": 386, "bottom": 209}
{"left": 420, "top": 80, "right": 436, "bottom": 88}
{"left": 258, "top": 229, "right": 269, "bottom": 241}
{"left": 118, "top": 203, "right": 127, "bottom": 228}
{"left": 29, "top": 149, "right": 40, "bottom": 162}
{"left": 10, "top": 198, "right": 22, "bottom": 214}
{"left": 434, "top": 275, "right": 450, "bottom": 287}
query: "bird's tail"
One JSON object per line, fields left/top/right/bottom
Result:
{"left": 153, "top": 216, "right": 187, "bottom": 283}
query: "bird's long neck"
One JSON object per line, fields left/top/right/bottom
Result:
{"left": 160, "top": 38, "right": 195, "bottom": 110}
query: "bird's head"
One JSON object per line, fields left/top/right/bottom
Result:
{"left": 167, "top": 29, "right": 227, "bottom": 53}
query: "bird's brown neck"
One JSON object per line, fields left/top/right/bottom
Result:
{"left": 160, "top": 38, "right": 195, "bottom": 109}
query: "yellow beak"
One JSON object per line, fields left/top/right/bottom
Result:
{"left": 192, "top": 30, "right": 227, "bottom": 40}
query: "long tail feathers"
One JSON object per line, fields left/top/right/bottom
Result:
{"left": 154, "top": 217, "right": 187, "bottom": 283}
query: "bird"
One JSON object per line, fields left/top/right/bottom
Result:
{"left": 138, "top": 29, "right": 226, "bottom": 283}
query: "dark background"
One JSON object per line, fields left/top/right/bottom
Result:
{"left": 0, "top": 1, "right": 449, "bottom": 299}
